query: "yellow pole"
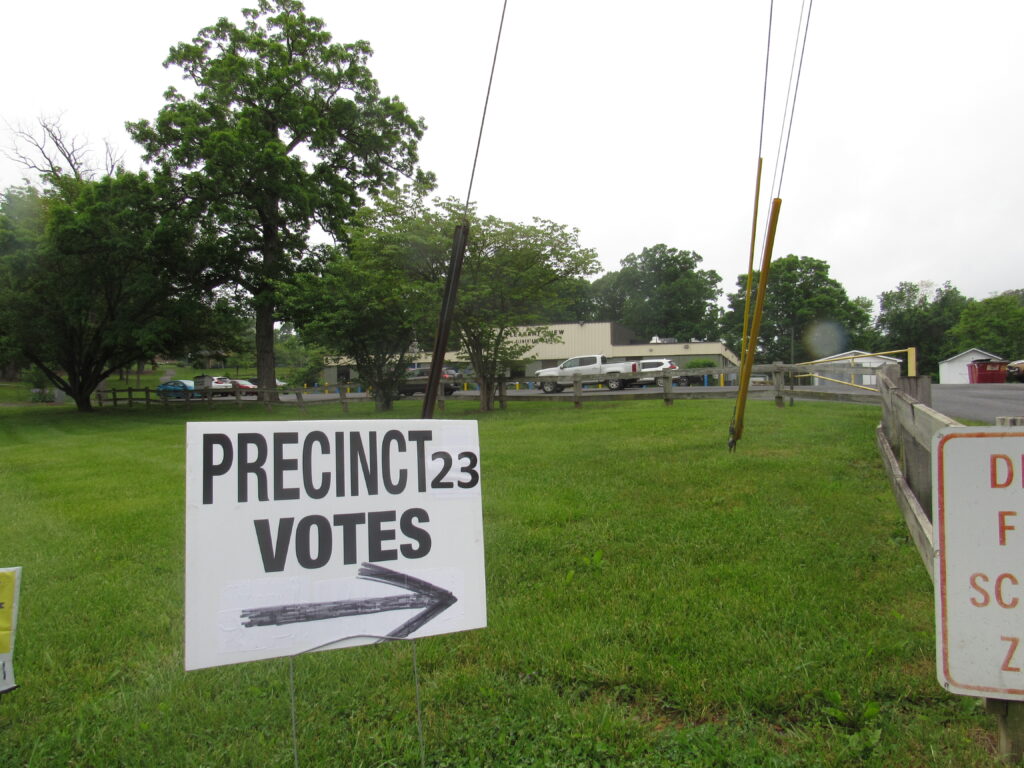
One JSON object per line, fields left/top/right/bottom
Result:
{"left": 731, "top": 197, "right": 782, "bottom": 449}
{"left": 908, "top": 347, "right": 917, "bottom": 377}
{"left": 738, "top": 158, "right": 764, "bottom": 379}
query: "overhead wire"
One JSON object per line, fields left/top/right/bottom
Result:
{"left": 777, "top": 0, "right": 814, "bottom": 197}
{"left": 464, "top": 0, "right": 510, "bottom": 214}
{"left": 730, "top": 0, "right": 815, "bottom": 451}
{"left": 422, "top": 0, "right": 509, "bottom": 419}
{"left": 736, "top": 0, "right": 775, "bottom": 426}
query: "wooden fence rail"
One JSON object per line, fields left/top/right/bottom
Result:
{"left": 875, "top": 364, "right": 959, "bottom": 580}
{"left": 874, "top": 363, "right": 1024, "bottom": 762}
{"left": 95, "top": 386, "right": 352, "bottom": 412}
{"left": 97, "top": 363, "right": 886, "bottom": 411}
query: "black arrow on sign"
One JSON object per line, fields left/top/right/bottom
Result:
{"left": 239, "top": 563, "right": 457, "bottom": 641}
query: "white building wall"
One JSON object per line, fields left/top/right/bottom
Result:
{"left": 939, "top": 349, "right": 1003, "bottom": 384}
{"left": 326, "top": 322, "right": 738, "bottom": 378}
{"left": 513, "top": 323, "right": 739, "bottom": 372}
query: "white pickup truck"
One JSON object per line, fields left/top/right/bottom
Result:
{"left": 534, "top": 354, "right": 639, "bottom": 393}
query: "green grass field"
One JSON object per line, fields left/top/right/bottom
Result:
{"left": 0, "top": 398, "right": 1000, "bottom": 767}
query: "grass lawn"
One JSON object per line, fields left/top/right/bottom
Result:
{"left": 0, "top": 398, "right": 999, "bottom": 767}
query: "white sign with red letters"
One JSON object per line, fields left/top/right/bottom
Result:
{"left": 935, "top": 427, "right": 1024, "bottom": 699}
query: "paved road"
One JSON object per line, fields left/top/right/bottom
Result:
{"left": 930, "top": 383, "right": 1024, "bottom": 424}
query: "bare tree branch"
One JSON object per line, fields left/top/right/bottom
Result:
{"left": 103, "top": 139, "right": 125, "bottom": 176}
{"left": 3, "top": 115, "right": 124, "bottom": 183}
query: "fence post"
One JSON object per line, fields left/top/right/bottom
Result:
{"left": 337, "top": 386, "right": 349, "bottom": 414}
{"left": 773, "top": 362, "right": 785, "bottom": 408}
{"left": 899, "top": 375, "right": 932, "bottom": 407}
{"left": 435, "top": 385, "right": 445, "bottom": 413}
{"left": 985, "top": 699, "right": 1024, "bottom": 764}
{"left": 573, "top": 374, "right": 583, "bottom": 408}
{"left": 295, "top": 389, "right": 307, "bottom": 412}
{"left": 662, "top": 374, "right": 673, "bottom": 406}
{"left": 128, "top": 387, "right": 134, "bottom": 408}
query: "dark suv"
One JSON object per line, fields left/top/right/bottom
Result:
{"left": 398, "top": 369, "right": 458, "bottom": 396}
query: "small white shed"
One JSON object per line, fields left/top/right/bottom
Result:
{"left": 939, "top": 348, "right": 1004, "bottom": 384}
{"left": 808, "top": 350, "right": 901, "bottom": 387}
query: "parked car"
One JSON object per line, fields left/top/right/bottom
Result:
{"left": 636, "top": 358, "right": 680, "bottom": 384}
{"left": 534, "top": 354, "right": 640, "bottom": 393}
{"left": 246, "top": 378, "right": 288, "bottom": 388}
{"left": 229, "top": 379, "right": 258, "bottom": 395}
{"left": 1008, "top": 360, "right": 1024, "bottom": 383}
{"left": 398, "top": 368, "right": 457, "bottom": 396}
{"left": 194, "top": 375, "right": 233, "bottom": 396}
{"left": 156, "top": 379, "right": 196, "bottom": 399}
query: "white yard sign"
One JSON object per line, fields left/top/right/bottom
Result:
{"left": 0, "top": 566, "right": 21, "bottom": 693}
{"left": 185, "top": 420, "right": 486, "bottom": 671}
{"left": 934, "top": 427, "right": 1024, "bottom": 699}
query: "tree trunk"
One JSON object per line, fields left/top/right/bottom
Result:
{"left": 478, "top": 378, "right": 494, "bottom": 412}
{"left": 373, "top": 390, "right": 395, "bottom": 411}
{"left": 254, "top": 291, "right": 278, "bottom": 402}
{"left": 255, "top": 210, "right": 283, "bottom": 402}
{"left": 72, "top": 390, "right": 94, "bottom": 411}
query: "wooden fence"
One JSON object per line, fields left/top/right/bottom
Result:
{"left": 98, "top": 363, "right": 885, "bottom": 411}
{"left": 875, "top": 363, "right": 1024, "bottom": 762}
{"left": 95, "top": 386, "right": 355, "bottom": 413}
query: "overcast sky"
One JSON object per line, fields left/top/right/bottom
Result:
{"left": 2, "top": 1, "right": 1021, "bottom": 309}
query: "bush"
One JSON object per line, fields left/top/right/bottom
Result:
{"left": 22, "top": 366, "right": 54, "bottom": 402}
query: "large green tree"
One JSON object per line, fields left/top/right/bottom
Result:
{"left": 349, "top": 192, "right": 602, "bottom": 410}
{"left": 436, "top": 203, "right": 600, "bottom": 410}
{"left": 944, "top": 291, "right": 1024, "bottom": 362}
{"left": 595, "top": 245, "right": 722, "bottom": 342}
{"left": 282, "top": 184, "right": 445, "bottom": 409}
{"left": 875, "top": 281, "right": 970, "bottom": 375}
{"left": 128, "top": 0, "right": 425, "bottom": 394}
{"left": 286, "top": 185, "right": 599, "bottom": 410}
{"left": 284, "top": 251, "right": 432, "bottom": 410}
{"left": 0, "top": 176, "right": 228, "bottom": 410}
{"left": 723, "top": 255, "right": 873, "bottom": 364}
{"left": 587, "top": 270, "right": 627, "bottom": 325}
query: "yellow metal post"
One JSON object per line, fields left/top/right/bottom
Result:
{"left": 738, "top": 158, "right": 764, "bottom": 383}
{"left": 731, "top": 197, "right": 782, "bottom": 450}
{"left": 908, "top": 347, "right": 917, "bottom": 377}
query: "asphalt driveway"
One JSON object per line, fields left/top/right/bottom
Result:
{"left": 931, "top": 383, "right": 1024, "bottom": 424}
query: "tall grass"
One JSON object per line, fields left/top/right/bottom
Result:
{"left": 0, "top": 399, "right": 998, "bottom": 766}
